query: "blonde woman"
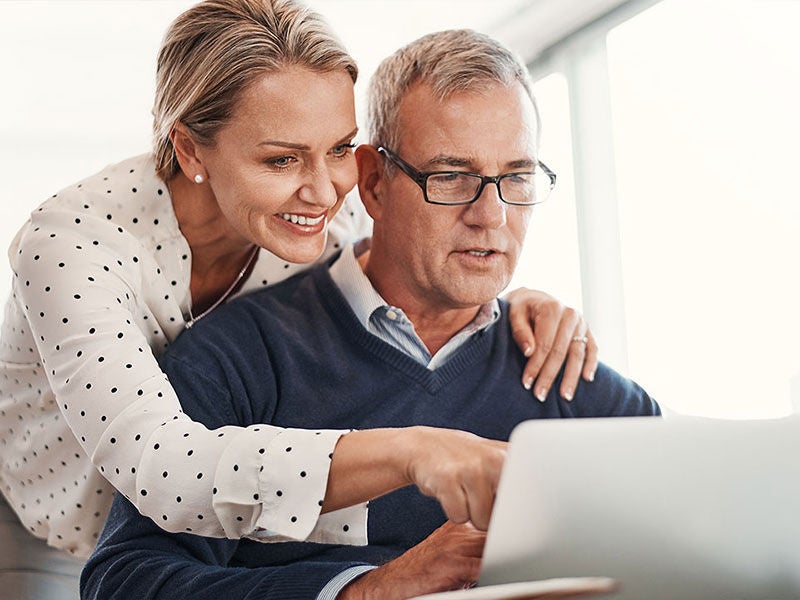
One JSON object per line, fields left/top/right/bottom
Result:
{"left": 0, "top": 0, "right": 596, "bottom": 597}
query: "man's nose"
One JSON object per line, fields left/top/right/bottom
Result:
{"left": 462, "top": 181, "right": 507, "bottom": 229}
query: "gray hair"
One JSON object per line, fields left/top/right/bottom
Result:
{"left": 153, "top": 0, "right": 358, "bottom": 181}
{"left": 367, "top": 29, "right": 538, "bottom": 154}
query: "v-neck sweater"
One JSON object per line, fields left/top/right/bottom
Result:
{"left": 82, "top": 257, "right": 659, "bottom": 599}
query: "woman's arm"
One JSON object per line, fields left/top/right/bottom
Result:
{"left": 12, "top": 209, "right": 358, "bottom": 543}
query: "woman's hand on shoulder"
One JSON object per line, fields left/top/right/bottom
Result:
{"left": 504, "top": 287, "right": 598, "bottom": 402}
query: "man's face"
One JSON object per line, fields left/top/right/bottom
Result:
{"left": 375, "top": 81, "right": 537, "bottom": 311}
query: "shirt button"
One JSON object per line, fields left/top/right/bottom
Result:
{"left": 385, "top": 309, "right": 398, "bottom": 321}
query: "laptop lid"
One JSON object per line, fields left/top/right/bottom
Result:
{"left": 479, "top": 416, "right": 800, "bottom": 599}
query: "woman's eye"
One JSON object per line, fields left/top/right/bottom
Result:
{"left": 331, "top": 143, "right": 355, "bottom": 158}
{"left": 266, "top": 156, "right": 296, "bottom": 168}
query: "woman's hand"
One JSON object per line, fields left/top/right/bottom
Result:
{"left": 325, "top": 427, "right": 506, "bottom": 531}
{"left": 504, "top": 287, "right": 598, "bottom": 402}
{"left": 402, "top": 428, "right": 507, "bottom": 531}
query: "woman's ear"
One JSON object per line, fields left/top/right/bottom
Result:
{"left": 170, "top": 123, "right": 207, "bottom": 183}
{"left": 355, "top": 144, "right": 385, "bottom": 221}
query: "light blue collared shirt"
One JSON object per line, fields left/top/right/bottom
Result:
{"left": 316, "top": 565, "right": 377, "bottom": 600}
{"left": 329, "top": 245, "right": 500, "bottom": 370}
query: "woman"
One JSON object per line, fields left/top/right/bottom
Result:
{"left": 0, "top": 0, "right": 596, "bottom": 596}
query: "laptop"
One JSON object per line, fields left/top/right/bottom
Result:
{"left": 414, "top": 415, "right": 800, "bottom": 599}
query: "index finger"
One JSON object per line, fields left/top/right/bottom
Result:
{"left": 528, "top": 309, "right": 581, "bottom": 400}
{"left": 521, "top": 310, "right": 560, "bottom": 391}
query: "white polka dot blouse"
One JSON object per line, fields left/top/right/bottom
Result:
{"left": 0, "top": 154, "right": 371, "bottom": 558}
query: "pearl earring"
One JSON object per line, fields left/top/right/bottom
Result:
{"left": 194, "top": 174, "right": 204, "bottom": 184}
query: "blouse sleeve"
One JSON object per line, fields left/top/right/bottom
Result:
{"left": 11, "top": 207, "right": 367, "bottom": 544}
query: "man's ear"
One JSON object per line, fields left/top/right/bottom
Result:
{"left": 170, "top": 123, "right": 207, "bottom": 182}
{"left": 355, "top": 144, "right": 386, "bottom": 221}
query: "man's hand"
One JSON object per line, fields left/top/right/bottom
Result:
{"left": 504, "top": 287, "right": 598, "bottom": 402}
{"left": 339, "top": 521, "right": 485, "bottom": 600}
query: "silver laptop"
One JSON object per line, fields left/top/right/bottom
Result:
{"left": 416, "top": 415, "right": 800, "bottom": 599}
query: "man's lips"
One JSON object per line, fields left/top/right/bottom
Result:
{"left": 454, "top": 247, "right": 502, "bottom": 257}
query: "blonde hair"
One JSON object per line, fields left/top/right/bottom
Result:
{"left": 153, "top": 0, "right": 358, "bottom": 181}
{"left": 367, "top": 29, "right": 538, "bottom": 154}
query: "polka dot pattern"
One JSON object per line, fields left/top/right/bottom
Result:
{"left": 0, "top": 154, "right": 372, "bottom": 557}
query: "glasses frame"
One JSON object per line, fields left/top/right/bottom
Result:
{"left": 377, "top": 146, "right": 556, "bottom": 206}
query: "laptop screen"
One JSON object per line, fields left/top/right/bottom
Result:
{"left": 479, "top": 416, "right": 800, "bottom": 599}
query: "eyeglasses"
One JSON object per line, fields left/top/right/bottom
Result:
{"left": 377, "top": 146, "right": 556, "bottom": 206}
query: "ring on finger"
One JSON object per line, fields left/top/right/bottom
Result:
{"left": 571, "top": 335, "right": 589, "bottom": 344}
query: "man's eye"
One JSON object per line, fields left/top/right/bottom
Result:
{"left": 439, "top": 173, "right": 463, "bottom": 182}
{"left": 505, "top": 173, "right": 533, "bottom": 184}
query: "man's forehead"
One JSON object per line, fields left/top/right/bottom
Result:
{"left": 395, "top": 81, "right": 539, "bottom": 167}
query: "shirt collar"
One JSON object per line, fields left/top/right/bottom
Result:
{"left": 328, "top": 244, "right": 387, "bottom": 331}
{"left": 329, "top": 244, "right": 500, "bottom": 333}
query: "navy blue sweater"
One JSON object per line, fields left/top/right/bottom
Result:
{"left": 82, "top": 260, "right": 659, "bottom": 599}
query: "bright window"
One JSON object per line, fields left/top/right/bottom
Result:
{"left": 509, "top": 73, "right": 582, "bottom": 311}
{"left": 607, "top": 0, "right": 800, "bottom": 417}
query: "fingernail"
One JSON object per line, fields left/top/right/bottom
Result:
{"left": 536, "top": 388, "right": 547, "bottom": 402}
{"left": 588, "top": 371, "right": 595, "bottom": 382}
{"left": 563, "top": 388, "right": 573, "bottom": 401}
{"left": 522, "top": 344, "right": 533, "bottom": 357}
{"left": 522, "top": 376, "right": 533, "bottom": 390}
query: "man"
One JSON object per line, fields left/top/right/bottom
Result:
{"left": 81, "top": 29, "right": 659, "bottom": 600}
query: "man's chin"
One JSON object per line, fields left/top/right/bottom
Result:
{"left": 444, "top": 267, "right": 510, "bottom": 306}
{"left": 444, "top": 282, "right": 505, "bottom": 308}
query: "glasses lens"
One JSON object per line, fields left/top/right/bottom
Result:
{"left": 499, "top": 170, "right": 553, "bottom": 205}
{"left": 426, "top": 173, "right": 482, "bottom": 204}
{"left": 499, "top": 173, "right": 536, "bottom": 205}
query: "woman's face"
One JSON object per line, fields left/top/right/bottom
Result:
{"left": 196, "top": 66, "right": 358, "bottom": 264}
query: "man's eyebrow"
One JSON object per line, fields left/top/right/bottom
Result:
{"left": 507, "top": 158, "right": 536, "bottom": 170}
{"left": 422, "top": 155, "right": 537, "bottom": 171}
{"left": 422, "top": 155, "right": 471, "bottom": 170}
{"left": 257, "top": 127, "right": 359, "bottom": 151}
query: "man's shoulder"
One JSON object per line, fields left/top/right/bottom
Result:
{"left": 570, "top": 362, "right": 661, "bottom": 417}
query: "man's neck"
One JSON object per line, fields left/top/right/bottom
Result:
{"left": 358, "top": 250, "right": 482, "bottom": 356}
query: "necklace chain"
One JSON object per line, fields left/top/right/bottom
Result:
{"left": 164, "top": 178, "right": 261, "bottom": 329}
{"left": 185, "top": 244, "right": 260, "bottom": 329}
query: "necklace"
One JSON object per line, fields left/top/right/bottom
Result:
{"left": 185, "top": 244, "right": 260, "bottom": 329}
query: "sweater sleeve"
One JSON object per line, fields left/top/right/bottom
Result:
{"left": 11, "top": 207, "right": 366, "bottom": 544}
{"left": 81, "top": 494, "right": 369, "bottom": 600}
